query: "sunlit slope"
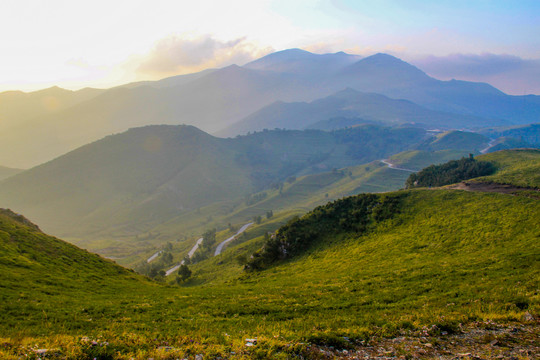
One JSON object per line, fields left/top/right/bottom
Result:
{"left": 0, "top": 209, "right": 151, "bottom": 328}
{"left": 224, "top": 190, "right": 539, "bottom": 338}
{"left": 387, "top": 149, "right": 474, "bottom": 171}
{"left": 0, "top": 181, "right": 538, "bottom": 356}
{"left": 476, "top": 149, "right": 540, "bottom": 188}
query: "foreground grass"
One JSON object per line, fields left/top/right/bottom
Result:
{"left": 0, "top": 189, "right": 538, "bottom": 358}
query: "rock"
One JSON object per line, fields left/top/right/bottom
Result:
{"left": 523, "top": 312, "right": 534, "bottom": 321}
{"left": 245, "top": 338, "right": 257, "bottom": 346}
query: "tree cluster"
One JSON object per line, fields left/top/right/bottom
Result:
{"left": 405, "top": 156, "right": 496, "bottom": 188}
{"left": 246, "top": 192, "right": 406, "bottom": 271}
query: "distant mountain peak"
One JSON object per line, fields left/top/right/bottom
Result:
{"left": 341, "top": 53, "right": 431, "bottom": 83}
{"left": 358, "top": 53, "right": 424, "bottom": 71}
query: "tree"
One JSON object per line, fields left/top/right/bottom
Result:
{"left": 177, "top": 264, "right": 192, "bottom": 283}
{"left": 266, "top": 210, "right": 273, "bottom": 219}
{"left": 201, "top": 228, "right": 216, "bottom": 249}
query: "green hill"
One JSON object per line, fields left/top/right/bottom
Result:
{"left": 1, "top": 183, "right": 538, "bottom": 358}
{"left": 475, "top": 149, "right": 540, "bottom": 188}
{"left": 0, "top": 209, "right": 152, "bottom": 333}
{"left": 417, "top": 130, "right": 489, "bottom": 152}
{"left": 0, "top": 125, "right": 430, "bottom": 256}
{"left": 386, "top": 149, "right": 474, "bottom": 171}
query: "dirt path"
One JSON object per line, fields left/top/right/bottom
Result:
{"left": 446, "top": 181, "right": 539, "bottom": 195}
{"left": 480, "top": 138, "right": 498, "bottom": 154}
{"left": 214, "top": 222, "right": 254, "bottom": 256}
{"left": 380, "top": 159, "right": 416, "bottom": 172}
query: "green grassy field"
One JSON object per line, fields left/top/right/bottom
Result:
{"left": 476, "top": 149, "right": 540, "bottom": 188}
{"left": 1, "top": 184, "right": 538, "bottom": 359}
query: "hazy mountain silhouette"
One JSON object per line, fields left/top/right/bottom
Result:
{"left": 0, "top": 165, "right": 23, "bottom": 181}
{"left": 0, "top": 124, "right": 431, "bottom": 243}
{"left": 2, "top": 49, "right": 539, "bottom": 168}
{"left": 219, "top": 88, "right": 501, "bottom": 136}
{"left": 244, "top": 48, "right": 361, "bottom": 77}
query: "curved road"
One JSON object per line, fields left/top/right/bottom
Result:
{"left": 380, "top": 159, "right": 416, "bottom": 172}
{"left": 165, "top": 237, "right": 203, "bottom": 276}
{"left": 480, "top": 139, "right": 497, "bottom": 154}
{"left": 214, "top": 222, "right": 254, "bottom": 256}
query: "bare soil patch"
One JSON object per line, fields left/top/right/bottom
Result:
{"left": 447, "top": 182, "right": 539, "bottom": 196}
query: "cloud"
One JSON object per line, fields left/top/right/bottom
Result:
{"left": 136, "top": 35, "right": 273, "bottom": 76}
{"left": 411, "top": 53, "right": 540, "bottom": 95}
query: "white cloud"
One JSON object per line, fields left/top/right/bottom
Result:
{"left": 135, "top": 34, "right": 273, "bottom": 76}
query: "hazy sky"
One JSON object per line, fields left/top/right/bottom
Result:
{"left": 1, "top": 0, "right": 539, "bottom": 93}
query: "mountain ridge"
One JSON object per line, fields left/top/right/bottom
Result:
{"left": 3, "top": 49, "right": 540, "bottom": 168}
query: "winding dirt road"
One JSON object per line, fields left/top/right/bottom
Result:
{"left": 380, "top": 159, "right": 416, "bottom": 172}
{"left": 214, "top": 222, "right": 254, "bottom": 256}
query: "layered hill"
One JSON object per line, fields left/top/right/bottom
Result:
{"left": 0, "top": 150, "right": 538, "bottom": 359}
{"left": 0, "top": 165, "right": 23, "bottom": 181}
{"left": 4, "top": 49, "right": 539, "bottom": 168}
{"left": 219, "top": 88, "right": 493, "bottom": 136}
{"left": 0, "top": 124, "right": 431, "bottom": 250}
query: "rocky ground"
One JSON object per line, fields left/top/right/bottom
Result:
{"left": 310, "top": 319, "right": 539, "bottom": 359}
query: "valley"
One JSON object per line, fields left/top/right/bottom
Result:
{"left": 0, "top": 151, "right": 538, "bottom": 358}
{"left": 1, "top": 45, "right": 539, "bottom": 359}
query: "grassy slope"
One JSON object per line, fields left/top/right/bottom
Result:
{"left": 1, "top": 188, "right": 537, "bottom": 359}
{"left": 0, "top": 209, "right": 155, "bottom": 334}
{"left": 418, "top": 130, "right": 488, "bottom": 152}
{"left": 388, "top": 149, "right": 474, "bottom": 171}
{"left": 127, "top": 161, "right": 410, "bottom": 268}
{"left": 475, "top": 149, "right": 540, "bottom": 188}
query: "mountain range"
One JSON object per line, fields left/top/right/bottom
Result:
{"left": 2, "top": 49, "right": 539, "bottom": 168}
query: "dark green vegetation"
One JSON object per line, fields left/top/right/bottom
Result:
{"left": 4, "top": 49, "right": 540, "bottom": 168}
{"left": 405, "top": 156, "right": 497, "bottom": 188}
{"left": 1, "top": 181, "right": 538, "bottom": 358}
{"left": 247, "top": 193, "right": 404, "bottom": 269}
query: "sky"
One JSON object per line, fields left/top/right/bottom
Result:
{"left": 1, "top": 0, "right": 539, "bottom": 94}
